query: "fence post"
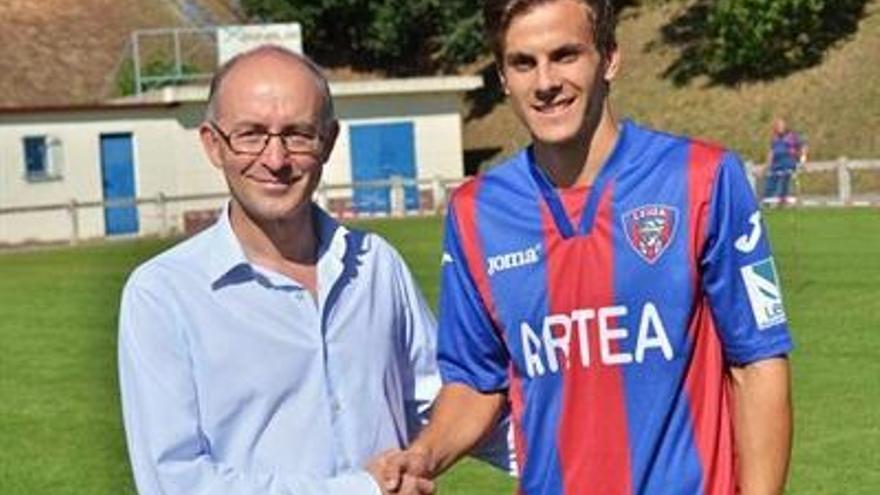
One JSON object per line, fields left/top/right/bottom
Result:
{"left": 432, "top": 175, "right": 446, "bottom": 214}
{"left": 316, "top": 183, "right": 329, "bottom": 210}
{"left": 745, "top": 161, "right": 757, "bottom": 196}
{"left": 67, "top": 199, "right": 79, "bottom": 246}
{"left": 157, "top": 192, "right": 169, "bottom": 238}
{"left": 390, "top": 176, "right": 405, "bottom": 217}
{"left": 837, "top": 157, "right": 851, "bottom": 205}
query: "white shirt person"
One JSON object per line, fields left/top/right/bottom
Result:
{"left": 118, "top": 45, "right": 448, "bottom": 495}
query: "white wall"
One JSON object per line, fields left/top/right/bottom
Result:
{"left": 0, "top": 104, "right": 227, "bottom": 244}
{"left": 327, "top": 92, "right": 465, "bottom": 185}
{"left": 0, "top": 90, "right": 468, "bottom": 245}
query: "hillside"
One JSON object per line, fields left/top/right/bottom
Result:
{"left": 0, "top": 0, "right": 242, "bottom": 107}
{"left": 463, "top": 0, "right": 880, "bottom": 165}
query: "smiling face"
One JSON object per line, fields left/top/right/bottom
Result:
{"left": 199, "top": 50, "right": 338, "bottom": 225}
{"left": 499, "top": 0, "right": 619, "bottom": 147}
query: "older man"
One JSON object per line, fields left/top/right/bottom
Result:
{"left": 118, "top": 45, "right": 438, "bottom": 494}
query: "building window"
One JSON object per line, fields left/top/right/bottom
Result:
{"left": 23, "top": 135, "right": 64, "bottom": 181}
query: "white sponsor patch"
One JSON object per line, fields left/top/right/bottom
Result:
{"left": 441, "top": 252, "right": 454, "bottom": 265}
{"left": 740, "top": 257, "right": 787, "bottom": 330}
{"left": 519, "top": 301, "right": 674, "bottom": 378}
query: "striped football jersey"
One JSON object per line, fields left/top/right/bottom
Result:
{"left": 437, "top": 120, "right": 793, "bottom": 495}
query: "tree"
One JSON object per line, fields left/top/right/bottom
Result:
{"left": 662, "top": 0, "right": 869, "bottom": 84}
{"left": 432, "top": 0, "right": 485, "bottom": 68}
{"left": 240, "top": 0, "right": 485, "bottom": 73}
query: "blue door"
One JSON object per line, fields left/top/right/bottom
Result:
{"left": 349, "top": 122, "right": 418, "bottom": 214}
{"left": 100, "top": 133, "right": 139, "bottom": 235}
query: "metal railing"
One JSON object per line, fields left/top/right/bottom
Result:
{"left": 130, "top": 26, "right": 217, "bottom": 95}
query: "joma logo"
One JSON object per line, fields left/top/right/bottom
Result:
{"left": 487, "top": 243, "right": 541, "bottom": 276}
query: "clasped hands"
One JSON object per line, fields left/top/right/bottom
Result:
{"left": 367, "top": 447, "right": 437, "bottom": 495}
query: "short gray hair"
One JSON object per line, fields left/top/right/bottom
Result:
{"left": 204, "top": 45, "right": 335, "bottom": 128}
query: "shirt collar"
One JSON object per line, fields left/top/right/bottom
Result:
{"left": 207, "top": 201, "right": 349, "bottom": 288}
{"left": 207, "top": 201, "right": 250, "bottom": 284}
{"left": 313, "top": 204, "right": 349, "bottom": 263}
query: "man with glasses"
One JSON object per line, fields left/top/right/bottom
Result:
{"left": 118, "top": 45, "right": 442, "bottom": 494}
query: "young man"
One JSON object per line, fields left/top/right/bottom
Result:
{"left": 383, "top": 1, "right": 793, "bottom": 494}
{"left": 118, "top": 46, "right": 440, "bottom": 495}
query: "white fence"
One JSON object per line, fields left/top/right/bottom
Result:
{"left": 0, "top": 177, "right": 462, "bottom": 247}
{"left": 746, "top": 158, "right": 880, "bottom": 207}
{"left": 1, "top": 159, "right": 878, "bottom": 247}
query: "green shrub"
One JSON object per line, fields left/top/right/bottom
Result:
{"left": 240, "top": 0, "right": 488, "bottom": 73}
{"left": 663, "top": 0, "right": 868, "bottom": 83}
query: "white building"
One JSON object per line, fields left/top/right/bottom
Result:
{"left": 0, "top": 76, "right": 481, "bottom": 245}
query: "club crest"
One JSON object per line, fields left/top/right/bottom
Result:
{"left": 622, "top": 204, "right": 679, "bottom": 264}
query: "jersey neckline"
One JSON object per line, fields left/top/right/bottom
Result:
{"left": 524, "top": 119, "right": 634, "bottom": 239}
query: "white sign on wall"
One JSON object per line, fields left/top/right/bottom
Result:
{"left": 217, "top": 23, "right": 303, "bottom": 65}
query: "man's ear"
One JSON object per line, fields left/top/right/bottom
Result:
{"left": 199, "top": 122, "right": 224, "bottom": 170}
{"left": 497, "top": 65, "right": 510, "bottom": 95}
{"left": 320, "top": 119, "right": 340, "bottom": 164}
{"left": 603, "top": 47, "right": 621, "bottom": 82}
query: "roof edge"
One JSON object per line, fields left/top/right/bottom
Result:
{"left": 114, "top": 75, "right": 484, "bottom": 104}
{"left": 0, "top": 101, "right": 181, "bottom": 115}
{"left": 0, "top": 75, "right": 484, "bottom": 113}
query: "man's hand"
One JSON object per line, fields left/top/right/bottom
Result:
{"left": 381, "top": 447, "right": 436, "bottom": 494}
{"left": 367, "top": 384, "right": 505, "bottom": 494}
{"left": 367, "top": 449, "right": 435, "bottom": 495}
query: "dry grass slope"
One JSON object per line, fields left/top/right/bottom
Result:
{"left": 0, "top": 0, "right": 241, "bottom": 107}
{"left": 464, "top": 0, "right": 880, "bottom": 165}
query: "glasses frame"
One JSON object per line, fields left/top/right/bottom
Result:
{"left": 209, "top": 121, "right": 323, "bottom": 157}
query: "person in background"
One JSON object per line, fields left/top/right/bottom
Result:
{"left": 764, "top": 116, "right": 808, "bottom": 207}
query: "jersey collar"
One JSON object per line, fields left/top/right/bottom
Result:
{"left": 525, "top": 119, "right": 634, "bottom": 239}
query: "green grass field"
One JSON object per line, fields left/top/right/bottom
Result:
{"left": 0, "top": 209, "right": 877, "bottom": 494}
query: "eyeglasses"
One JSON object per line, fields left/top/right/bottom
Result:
{"left": 209, "top": 121, "right": 323, "bottom": 156}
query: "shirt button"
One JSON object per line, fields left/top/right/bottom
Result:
{"left": 332, "top": 401, "right": 342, "bottom": 412}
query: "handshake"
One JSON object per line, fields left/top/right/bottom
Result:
{"left": 367, "top": 446, "right": 439, "bottom": 495}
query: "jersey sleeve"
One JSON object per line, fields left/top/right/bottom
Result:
{"left": 701, "top": 152, "right": 794, "bottom": 365}
{"left": 436, "top": 200, "right": 510, "bottom": 393}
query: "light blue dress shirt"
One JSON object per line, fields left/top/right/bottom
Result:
{"left": 118, "top": 204, "right": 440, "bottom": 494}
